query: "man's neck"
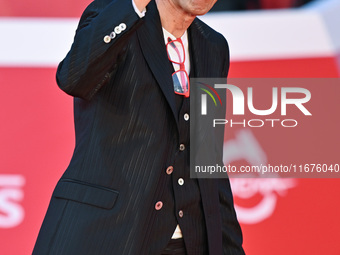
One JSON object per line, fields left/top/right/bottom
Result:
{"left": 155, "top": 0, "right": 195, "bottom": 38}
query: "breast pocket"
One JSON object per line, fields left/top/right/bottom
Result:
{"left": 52, "top": 179, "right": 119, "bottom": 210}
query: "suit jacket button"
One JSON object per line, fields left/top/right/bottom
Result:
{"left": 103, "top": 35, "right": 111, "bottom": 43}
{"left": 178, "top": 210, "right": 184, "bottom": 218}
{"left": 166, "top": 166, "right": 174, "bottom": 175}
{"left": 110, "top": 32, "right": 116, "bottom": 39}
{"left": 119, "top": 23, "right": 127, "bottom": 31}
{"left": 155, "top": 201, "right": 163, "bottom": 210}
{"left": 114, "top": 26, "right": 122, "bottom": 34}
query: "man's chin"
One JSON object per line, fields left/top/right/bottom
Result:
{"left": 188, "top": 7, "right": 211, "bottom": 16}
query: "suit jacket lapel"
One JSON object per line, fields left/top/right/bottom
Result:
{"left": 136, "top": 0, "right": 178, "bottom": 127}
{"left": 188, "top": 18, "right": 217, "bottom": 145}
{"left": 189, "top": 20, "right": 225, "bottom": 254}
{"left": 188, "top": 18, "right": 212, "bottom": 78}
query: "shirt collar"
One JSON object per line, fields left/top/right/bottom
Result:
{"left": 162, "top": 28, "right": 188, "bottom": 49}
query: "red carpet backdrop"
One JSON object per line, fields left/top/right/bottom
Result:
{"left": 0, "top": 0, "right": 339, "bottom": 254}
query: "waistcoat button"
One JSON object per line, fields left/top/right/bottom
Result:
{"left": 166, "top": 166, "right": 174, "bottom": 175}
{"left": 155, "top": 201, "right": 163, "bottom": 210}
{"left": 179, "top": 144, "right": 185, "bottom": 151}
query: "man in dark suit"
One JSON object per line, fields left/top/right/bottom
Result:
{"left": 33, "top": 0, "right": 244, "bottom": 254}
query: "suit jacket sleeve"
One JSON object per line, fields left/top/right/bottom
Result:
{"left": 56, "top": 0, "right": 143, "bottom": 100}
{"left": 217, "top": 39, "right": 245, "bottom": 254}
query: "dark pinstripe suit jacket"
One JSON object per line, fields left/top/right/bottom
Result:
{"left": 33, "top": 0, "right": 244, "bottom": 254}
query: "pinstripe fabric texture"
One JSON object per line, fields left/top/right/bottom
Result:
{"left": 33, "top": 0, "right": 244, "bottom": 254}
